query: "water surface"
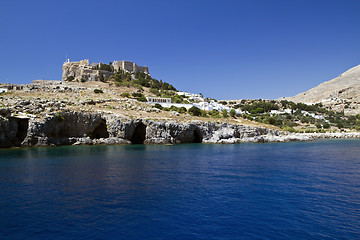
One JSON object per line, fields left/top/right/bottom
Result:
{"left": 0, "top": 140, "right": 359, "bottom": 239}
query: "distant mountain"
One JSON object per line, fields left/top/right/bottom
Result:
{"left": 283, "top": 64, "right": 360, "bottom": 115}
{"left": 285, "top": 64, "right": 360, "bottom": 103}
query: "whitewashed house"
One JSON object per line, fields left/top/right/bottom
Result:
{"left": 0, "top": 88, "right": 8, "bottom": 93}
{"left": 146, "top": 97, "right": 171, "bottom": 103}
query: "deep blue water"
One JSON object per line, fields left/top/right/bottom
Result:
{"left": 0, "top": 140, "right": 360, "bottom": 239}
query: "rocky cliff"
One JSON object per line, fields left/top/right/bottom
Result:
{"left": 0, "top": 109, "right": 312, "bottom": 148}
{"left": 62, "top": 60, "right": 113, "bottom": 82}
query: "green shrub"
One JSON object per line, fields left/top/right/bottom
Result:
{"left": 137, "top": 96, "right": 147, "bottom": 102}
{"left": 150, "top": 88, "right": 160, "bottom": 96}
{"left": 170, "top": 105, "right": 179, "bottom": 112}
{"left": 120, "top": 93, "right": 130, "bottom": 98}
{"left": 209, "top": 109, "right": 221, "bottom": 118}
{"left": 282, "top": 126, "right": 296, "bottom": 132}
{"left": 200, "top": 110, "right": 208, "bottom": 117}
{"left": 131, "top": 92, "right": 144, "bottom": 98}
{"left": 178, "top": 107, "right": 187, "bottom": 113}
{"left": 66, "top": 76, "right": 75, "bottom": 81}
{"left": 222, "top": 109, "right": 228, "bottom": 118}
{"left": 94, "top": 89, "right": 103, "bottom": 93}
{"left": 188, "top": 106, "right": 201, "bottom": 116}
{"left": 55, "top": 113, "right": 64, "bottom": 122}
{"left": 95, "top": 63, "right": 113, "bottom": 72}
{"left": 99, "top": 74, "right": 107, "bottom": 83}
{"left": 267, "top": 117, "right": 276, "bottom": 125}
{"left": 154, "top": 103, "right": 163, "bottom": 110}
{"left": 275, "top": 119, "right": 283, "bottom": 126}
{"left": 229, "top": 109, "right": 236, "bottom": 118}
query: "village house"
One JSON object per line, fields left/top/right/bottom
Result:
{"left": 146, "top": 97, "right": 171, "bottom": 104}
{"left": 0, "top": 88, "right": 8, "bottom": 93}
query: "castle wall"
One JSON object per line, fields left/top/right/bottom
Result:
{"left": 134, "top": 65, "right": 149, "bottom": 74}
{"left": 122, "top": 61, "right": 134, "bottom": 72}
{"left": 79, "top": 59, "right": 89, "bottom": 65}
{"left": 62, "top": 59, "right": 149, "bottom": 82}
{"left": 112, "top": 61, "right": 149, "bottom": 74}
{"left": 112, "top": 61, "right": 122, "bottom": 72}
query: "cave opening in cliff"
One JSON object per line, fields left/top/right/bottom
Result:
{"left": 193, "top": 129, "right": 202, "bottom": 143}
{"left": 130, "top": 123, "right": 146, "bottom": 144}
{"left": 91, "top": 120, "right": 109, "bottom": 139}
{"left": 9, "top": 117, "right": 29, "bottom": 146}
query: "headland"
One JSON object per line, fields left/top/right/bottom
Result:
{"left": 1, "top": 59, "right": 360, "bottom": 148}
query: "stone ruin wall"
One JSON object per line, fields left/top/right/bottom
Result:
{"left": 112, "top": 61, "right": 149, "bottom": 74}
{"left": 62, "top": 59, "right": 149, "bottom": 82}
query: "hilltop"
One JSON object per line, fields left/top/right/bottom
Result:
{"left": 283, "top": 64, "right": 360, "bottom": 115}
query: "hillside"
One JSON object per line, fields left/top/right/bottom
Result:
{"left": 0, "top": 80, "right": 268, "bottom": 129}
{"left": 283, "top": 64, "right": 360, "bottom": 115}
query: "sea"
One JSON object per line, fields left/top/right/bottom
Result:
{"left": 0, "top": 139, "right": 359, "bottom": 239}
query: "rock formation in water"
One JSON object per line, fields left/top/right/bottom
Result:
{"left": 0, "top": 109, "right": 317, "bottom": 148}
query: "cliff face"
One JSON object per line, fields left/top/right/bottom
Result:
{"left": 0, "top": 110, "right": 29, "bottom": 148}
{"left": 0, "top": 110, "right": 299, "bottom": 148}
{"left": 22, "top": 112, "right": 111, "bottom": 146}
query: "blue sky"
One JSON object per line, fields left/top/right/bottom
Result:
{"left": 1, "top": 0, "right": 360, "bottom": 100}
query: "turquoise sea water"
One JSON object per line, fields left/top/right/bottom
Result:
{"left": 0, "top": 140, "right": 360, "bottom": 239}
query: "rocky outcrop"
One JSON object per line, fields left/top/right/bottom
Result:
{"left": 0, "top": 109, "right": 359, "bottom": 148}
{"left": 62, "top": 60, "right": 113, "bottom": 82}
{"left": 22, "top": 112, "right": 111, "bottom": 146}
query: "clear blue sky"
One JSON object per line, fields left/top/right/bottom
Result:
{"left": 1, "top": 0, "right": 360, "bottom": 100}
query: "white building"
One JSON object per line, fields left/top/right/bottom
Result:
{"left": 145, "top": 95, "right": 238, "bottom": 113}
{"left": 146, "top": 97, "right": 171, "bottom": 104}
{"left": 301, "top": 110, "right": 326, "bottom": 120}
{"left": 270, "top": 109, "right": 292, "bottom": 115}
{"left": 177, "top": 91, "right": 204, "bottom": 102}
{"left": 193, "top": 100, "right": 233, "bottom": 112}
{"left": 194, "top": 101, "right": 213, "bottom": 111}
{"left": 147, "top": 101, "right": 193, "bottom": 110}
{"left": 0, "top": 88, "right": 8, "bottom": 93}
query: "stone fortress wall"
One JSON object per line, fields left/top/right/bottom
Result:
{"left": 112, "top": 61, "right": 149, "bottom": 74}
{"left": 62, "top": 59, "right": 149, "bottom": 82}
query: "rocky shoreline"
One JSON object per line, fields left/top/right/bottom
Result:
{"left": 1, "top": 109, "right": 359, "bottom": 148}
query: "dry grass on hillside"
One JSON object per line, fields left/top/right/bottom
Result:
{"left": 1, "top": 81, "right": 280, "bottom": 130}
